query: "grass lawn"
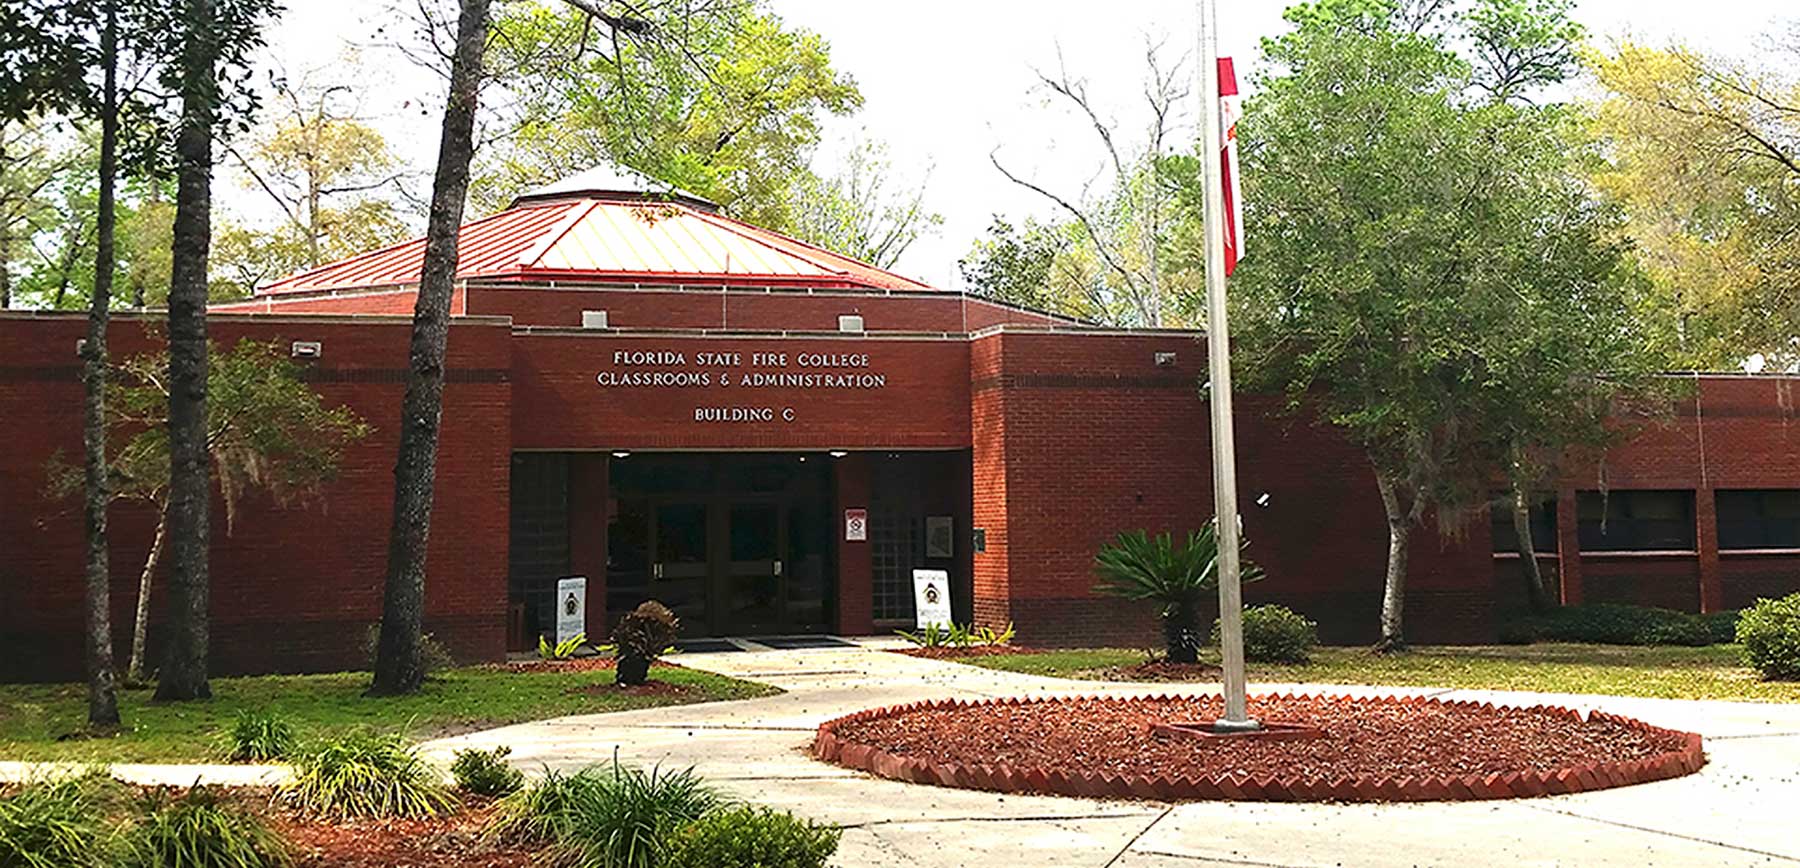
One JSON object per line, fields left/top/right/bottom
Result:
{"left": 961, "top": 643, "right": 1800, "bottom": 702}
{"left": 0, "top": 663, "right": 778, "bottom": 763}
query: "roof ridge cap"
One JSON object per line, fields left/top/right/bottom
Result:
{"left": 682, "top": 206, "right": 852, "bottom": 277}
{"left": 515, "top": 200, "right": 597, "bottom": 268}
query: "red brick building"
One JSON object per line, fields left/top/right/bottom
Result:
{"left": 4, "top": 173, "right": 1798, "bottom": 680}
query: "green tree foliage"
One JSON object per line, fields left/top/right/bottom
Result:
{"left": 786, "top": 138, "right": 940, "bottom": 269}
{"left": 479, "top": 0, "right": 860, "bottom": 228}
{"left": 1231, "top": 0, "right": 1665, "bottom": 648}
{"left": 1588, "top": 40, "right": 1800, "bottom": 370}
{"left": 47, "top": 338, "right": 370, "bottom": 684}
{"left": 216, "top": 73, "right": 411, "bottom": 295}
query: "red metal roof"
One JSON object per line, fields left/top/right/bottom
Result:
{"left": 257, "top": 196, "right": 936, "bottom": 296}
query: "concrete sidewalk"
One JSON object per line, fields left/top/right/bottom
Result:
{"left": 417, "top": 641, "right": 1800, "bottom": 867}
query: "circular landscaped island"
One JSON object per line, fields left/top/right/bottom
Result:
{"left": 812, "top": 694, "right": 1705, "bottom": 802}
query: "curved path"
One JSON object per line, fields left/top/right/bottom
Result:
{"left": 420, "top": 641, "right": 1800, "bottom": 868}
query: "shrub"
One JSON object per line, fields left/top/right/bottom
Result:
{"left": 895, "top": 623, "right": 952, "bottom": 648}
{"left": 1211, "top": 604, "right": 1318, "bottom": 664}
{"left": 360, "top": 626, "right": 455, "bottom": 678}
{"left": 120, "top": 786, "right": 289, "bottom": 868}
{"left": 451, "top": 746, "right": 524, "bottom": 797}
{"left": 974, "top": 622, "right": 1016, "bottom": 647}
{"left": 662, "top": 807, "right": 840, "bottom": 868}
{"left": 0, "top": 772, "right": 120, "bottom": 868}
{"left": 488, "top": 763, "right": 720, "bottom": 868}
{"left": 223, "top": 710, "right": 297, "bottom": 763}
{"left": 614, "top": 602, "right": 681, "bottom": 686}
{"left": 1093, "top": 522, "right": 1265, "bottom": 664}
{"left": 1736, "top": 594, "right": 1800, "bottom": 680}
{"left": 280, "top": 730, "right": 455, "bottom": 820}
{"left": 538, "top": 632, "right": 587, "bottom": 661}
{"left": 1702, "top": 610, "right": 1742, "bottom": 646}
{"left": 1519, "top": 604, "right": 1717, "bottom": 646}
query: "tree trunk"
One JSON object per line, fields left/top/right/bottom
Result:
{"left": 155, "top": 0, "right": 218, "bottom": 702}
{"left": 1161, "top": 598, "right": 1200, "bottom": 664}
{"left": 1511, "top": 484, "right": 1554, "bottom": 613}
{"left": 126, "top": 506, "right": 168, "bottom": 685}
{"left": 0, "top": 218, "right": 11, "bottom": 310}
{"left": 369, "top": 0, "right": 491, "bottom": 696}
{"left": 82, "top": 0, "right": 122, "bottom": 728}
{"left": 1374, "top": 468, "right": 1410, "bottom": 653}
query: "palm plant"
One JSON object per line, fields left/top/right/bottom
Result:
{"left": 1093, "top": 521, "right": 1265, "bottom": 663}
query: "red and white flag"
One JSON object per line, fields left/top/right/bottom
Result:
{"left": 1218, "top": 56, "right": 1244, "bottom": 276}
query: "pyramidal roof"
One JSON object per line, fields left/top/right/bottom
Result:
{"left": 255, "top": 167, "right": 935, "bottom": 296}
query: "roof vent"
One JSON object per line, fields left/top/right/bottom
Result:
{"left": 838, "top": 314, "right": 865, "bottom": 334}
{"left": 582, "top": 310, "right": 609, "bottom": 329}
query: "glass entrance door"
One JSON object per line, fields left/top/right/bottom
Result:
{"left": 720, "top": 501, "right": 786, "bottom": 634}
{"left": 651, "top": 501, "right": 710, "bottom": 633}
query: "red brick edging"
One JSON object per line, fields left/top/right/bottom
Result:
{"left": 811, "top": 693, "right": 1706, "bottom": 802}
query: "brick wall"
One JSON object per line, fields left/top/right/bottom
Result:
{"left": 0, "top": 312, "right": 512, "bottom": 681}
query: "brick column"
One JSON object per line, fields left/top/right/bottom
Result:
{"left": 1695, "top": 487, "right": 1723, "bottom": 613}
{"left": 1556, "top": 488, "right": 1583, "bottom": 606}
{"left": 834, "top": 452, "right": 874, "bottom": 635}
{"left": 568, "top": 454, "right": 610, "bottom": 638}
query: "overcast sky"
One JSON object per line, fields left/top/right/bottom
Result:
{"left": 245, "top": 0, "right": 1795, "bottom": 288}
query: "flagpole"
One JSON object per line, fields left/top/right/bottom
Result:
{"left": 1199, "top": 0, "right": 1257, "bottom": 732}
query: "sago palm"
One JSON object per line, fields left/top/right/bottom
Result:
{"left": 1093, "top": 521, "right": 1265, "bottom": 663}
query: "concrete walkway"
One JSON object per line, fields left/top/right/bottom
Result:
{"left": 417, "top": 640, "right": 1800, "bottom": 868}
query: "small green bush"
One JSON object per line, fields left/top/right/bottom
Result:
{"left": 280, "top": 730, "right": 455, "bottom": 820}
{"left": 1211, "top": 604, "right": 1318, "bottom": 664}
{"left": 488, "top": 763, "right": 720, "bottom": 868}
{"left": 0, "top": 772, "right": 120, "bottom": 868}
{"left": 451, "top": 746, "right": 524, "bottom": 797}
{"left": 121, "top": 786, "right": 289, "bottom": 868}
{"left": 1702, "top": 609, "right": 1742, "bottom": 646}
{"left": 1736, "top": 594, "right": 1800, "bottom": 680}
{"left": 223, "top": 710, "right": 297, "bottom": 763}
{"left": 538, "top": 632, "right": 587, "bottom": 661}
{"left": 662, "top": 807, "right": 840, "bottom": 868}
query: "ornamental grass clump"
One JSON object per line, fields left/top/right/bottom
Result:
{"left": 120, "top": 786, "right": 289, "bottom": 868}
{"left": 451, "top": 746, "right": 525, "bottom": 797}
{"left": 1094, "top": 522, "right": 1264, "bottom": 664}
{"left": 613, "top": 601, "right": 680, "bottom": 686}
{"left": 222, "top": 710, "right": 297, "bottom": 763}
{"left": 661, "top": 806, "right": 840, "bottom": 868}
{"left": 0, "top": 770, "right": 122, "bottom": 868}
{"left": 1737, "top": 593, "right": 1800, "bottom": 680}
{"left": 487, "top": 762, "right": 721, "bottom": 868}
{"left": 280, "top": 730, "right": 455, "bottom": 820}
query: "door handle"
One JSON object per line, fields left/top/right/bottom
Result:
{"left": 653, "top": 563, "right": 663, "bottom": 580}
{"left": 772, "top": 560, "right": 782, "bottom": 576}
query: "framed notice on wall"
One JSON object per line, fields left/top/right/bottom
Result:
{"left": 844, "top": 508, "right": 868, "bottom": 542}
{"left": 925, "top": 516, "right": 954, "bottom": 558}
{"left": 555, "top": 576, "right": 587, "bottom": 645}
{"left": 912, "top": 569, "right": 952, "bottom": 629}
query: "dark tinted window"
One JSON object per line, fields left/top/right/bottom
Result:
{"left": 1577, "top": 490, "right": 1695, "bottom": 551}
{"left": 1490, "top": 492, "right": 1558, "bottom": 553}
{"left": 1717, "top": 490, "right": 1800, "bottom": 550}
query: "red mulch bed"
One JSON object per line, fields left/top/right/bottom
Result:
{"left": 816, "top": 694, "right": 1705, "bottom": 802}
{"left": 273, "top": 804, "right": 534, "bottom": 868}
{"left": 891, "top": 646, "right": 1041, "bottom": 659}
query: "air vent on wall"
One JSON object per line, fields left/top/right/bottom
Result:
{"left": 582, "top": 310, "right": 609, "bottom": 329}
{"left": 838, "top": 314, "right": 865, "bottom": 334}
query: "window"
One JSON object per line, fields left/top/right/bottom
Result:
{"left": 1717, "top": 490, "right": 1800, "bottom": 550}
{"left": 1490, "top": 492, "right": 1557, "bottom": 553}
{"left": 1577, "top": 490, "right": 1695, "bottom": 552}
